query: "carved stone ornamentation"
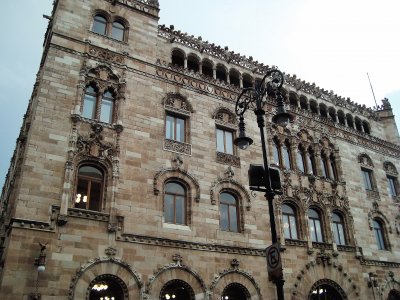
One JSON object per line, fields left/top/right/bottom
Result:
{"left": 105, "top": 246, "right": 117, "bottom": 257}
{"left": 216, "top": 151, "right": 240, "bottom": 167}
{"left": 164, "top": 139, "right": 191, "bottom": 156}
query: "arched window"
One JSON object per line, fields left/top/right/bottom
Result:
{"left": 187, "top": 54, "right": 199, "bottom": 72}
{"left": 330, "top": 153, "right": 338, "bottom": 181}
{"left": 355, "top": 117, "right": 363, "bottom": 132}
{"left": 328, "top": 107, "right": 337, "bottom": 122}
{"left": 307, "top": 147, "right": 317, "bottom": 175}
{"left": 229, "top": 69, "right": 240, "bottom": 87}
{"left": 216, "top": 64, "right": 227, "bottom": 82}
{"left": 242, "top": 73, "right": 253, "bottom": 88}
{"left": 75, "top": 165, "right": 104, "bottom": 211}
{"left": 346, "top": 114, "right": 354, "bottom": 128}
{"left": 309, "top": 280, "right": 345, "bottom": 300}
{"left": 373, "top": 219, "right": 387, "bottom": 250}
{"left": 332, "top": 212, "right": 346, "bottom": 245}
{"left": 111, "top": 21, "right": 125, "bottom": 41}
{"left": 171, "top": 49, "right": 185, "bottom": 67}
{"left": 308, "top": 208, "right": 324, "bottom": 242}
{"left": 82, "top": 85, "right": 115, "bottom": 124}
{"left": 363, "top": 120, "right": 371, "bottom": 134}
{"left": 100, "top": 90, "right": 114, "bottom": 123}
{"left": 202, "top": 59, "right": 213, "bottom": 77}
{"left": 220, "top": 192, "right": 239, "bottom": 232}
{"left": 282, "top": 141, "right": 292, "bottom": 170}
{"left": 89, "top": 274, "right": 126, "bottom": 300}
{"left": 297, "top": 145, "right": 306, "bottom": 173}
{"left": 300, "top": 95, "right": 308, "bottom": 110}
{"left": 222, "top": 283, "right": 250, "bottom": 300}
{"left": 289, "top": 93, "right": 298, "bottom": 107}
{"left": 319, "top": 104, "right": 328, "bottom": 119}
{"left": 82, "top": 85, "right": 98, "bottom": 119}
{"left": 160, "top": 279, "right": 195, "bottom": 300}
{"left": 337, "top": 110, "right": 346, "bottom": 126}
{"left": 310, "top": 100, "right": 318, "bottom": 114}
{"left": 320, "top": 151, "right": 330, "bottom": 179}
{"left": 164, "top": 182, "right": 186, "bottom": 225}
{"left": 282, "top": 204, "right": 298, "bottom": 240}
{"left": 92, "top": 14, "right": 107, "bottom": 35}
{"left": 272, "top": 138, "right": 281, "bottom": 166}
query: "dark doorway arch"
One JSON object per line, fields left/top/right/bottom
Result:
{"left": 308, "top": 279, "right": 347, "bottom": 300}
{"left": 222, "top": 282, "right": 250, "bottom": 300}
{"left": 388, "top": 289, "right": 400, "bottom": 300}
{"left": 88, "top": 274, "right": 127, "bottom": 300}
{"left": 160, "top": 279, "right": 195, "bottom": 300}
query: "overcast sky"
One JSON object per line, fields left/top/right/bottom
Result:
{"left": 0, "top": 0, "right": 399, "bottom": 187}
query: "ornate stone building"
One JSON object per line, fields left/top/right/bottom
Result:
{"left": 0, "top": 0, "right": 399, "bottom": 299}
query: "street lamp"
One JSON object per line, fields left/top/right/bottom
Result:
{"left": 234, "top": 68, "right": 293, "bottom": 300}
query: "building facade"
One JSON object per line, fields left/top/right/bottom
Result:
{"left": 1, "top": 0, "right": 400, "bottom": 299}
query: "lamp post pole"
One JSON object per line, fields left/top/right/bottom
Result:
{"left": 234, "top": 69, "right": 291, "bottom": 300}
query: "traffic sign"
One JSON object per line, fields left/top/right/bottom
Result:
{"left": 266, "top": 243, "right": 283, "bottom": 281}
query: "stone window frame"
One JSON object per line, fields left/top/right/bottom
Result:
{"left": 82, "top": 82, "right": 117, "bottom": 124}
{"left": 212, "top": 107, "right": 240, "bottom": 167}
{"left": 308, "top": 206, "right": 327, "bottom": 244}
{"left": 372, "top": 217, "right": 390, "bottom": 251}
{"left": 218, "top": 188, "right": 245, "bottom": 234}
{"left": 358, "top": 153, "right": 380, "bottom": 200}
{"left": 90, "top": 10, "right": 130, "bottom": 43}
{"left": 281, "top": 202, "right": 301, "bottom": 241}
{"left": 384, "top": 161, "right": 399, "bottom": 200}
{"left": 162, "top": 93, "right": 193, "bottom": 156}
{"left": 163, "top": 180, "right": 188, "bottom": 226}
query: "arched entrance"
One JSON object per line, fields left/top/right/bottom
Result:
{"left": 222, "top": 283, "right": 250, "bottom": 300}
{"left": 308, "top": 279, "right": 347, "bottom": 300}
{"left": 88, "top": 274, "right": 127, "bottom": 300}
{"left": 159, "top": 279, "right": 195, "bottom": 300}
{"left": 388, "top": 289, "right": 400, "bottom": 300}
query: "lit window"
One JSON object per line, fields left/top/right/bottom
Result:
{"left": 220, "top": 192, "right": 239, "bottom": 232}
{"left": 216, "top": 128, "right": 234, "bottom": 154}
{"left": 332, "top": 212, "right": 346, "bottom": 245}
{"left": 75, "top": 165, "right": 104, "bottom": 211}
{"left": 164, "top": 182, "right": 186, "bottom": 225}
{"left": 166, "top": 115, "right": 185, "bottom": 143}
{"left": 282, "top": 204, "right": 298, "bottom": 240}
{"left": 372, "top": 219, "right": 387, "bottom": 250}
{"left": 92, "top": 15, "right": 107, "bottom": 35}
{"left": 361, "top": 168, "right": 374, "bottom": 190}
{"left": 111, "top": 21, "right": 125, "bottom": 41}
{"left": 308, "top": 208, "right": 324, "bottom": 243}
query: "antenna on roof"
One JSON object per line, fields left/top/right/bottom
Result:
{"left": 367, "top": 72, "right": 378, "bottom": 108}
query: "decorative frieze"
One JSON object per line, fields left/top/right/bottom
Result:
{"left": 216, "top": 151, "right": 240, "bottom": 167}
{"left": 164, "top": 139, "right": 191, "bottom": 155}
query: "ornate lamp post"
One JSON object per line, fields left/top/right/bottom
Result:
{"left": 234, "top": 69, "right": 292, "bottom": 300}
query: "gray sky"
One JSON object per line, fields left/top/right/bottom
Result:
{"left": 1, "top": 0, "right": 399, "bottom": 187}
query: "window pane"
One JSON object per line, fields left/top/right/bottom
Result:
{"left": 89, "top": 181, "right": 102, "bottom": 211}
{"left": 289, "top": 215, "right": 298, "bottom": 239}
{"left": 315, "top": 220, "right": 323, "bottom": 242}
{"left": 273, "top": 143, "right": 280, "bottom": 165}
{"left": 297, "top": 151, "right": 305, "bottom": 172}
{"left": 79, "top": 166, "right": 103, "bottom": 178}
{"left": 216, "top": 129, "right": 224, "bottom": 152}
{"left": 337, "top": 223, "right": 345, "bottom": 245}
{"left": 175, "top": 196, "right": 185, "bottom": 225}
{"left": 283, "top": 145, "right": 291, "bottom": 169}
{"left": 229, "top": 205, "right": 238, "bottom": 232}
{"left": 164, "top": 194, "right": 174, "bottom": 223}
{"left": 92, "top": 15, "right": 107, "bottom": 35}
{"left": 387, "top": 176, "right": 397, "bottom": 196}
{"left": 111, "top": 22, "right": 124, "bottom": 41}
{"left": 165, "top": 182, "right": 184, "bottom": 195}
{"left": 282, "top": 204, "right": 294, "bottom": 214}
{"left": 225, "top": 131, "right": 233, "bottom": 154}
{"left": 321, "top": 158, "right": 328, "bottom": 178}
{"left": 362, "top": 170, "right": 372, "bottom": 190}
{"left": 220, "top": 192, "right": 236, "bottom": 204}
{"left": 76, "top": 178, "right": 89, "bottom": 209}
{"left": 309, "top": 219, "right": 316, "bottom": 242}
{"left": 165, "top": 116, "right": 174, "bottom": 139}
{"left": 176, "top": 117, "right": 185, "bottom": 142}
{"left": 283, "top": 215, "right": 291, "bottom": 239}
{"left": 220, "top": 204, "right": 229, "bottom": 231}
{"left": 100, "top": 99, "right": 113, "bottom": 123}
{"left": 83, "top": 93, "right": 96, "bottom": 119}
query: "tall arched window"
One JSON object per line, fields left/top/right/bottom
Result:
{"left": 82, "top": 85, "right": 98, "bottom": 119}
{"left": 297, "top": 146, "right": 306, "bottom": 173}
{"left": 332, "top": 212, "right": 346, "bottom": 245}
{"left": 164, "top": 182, "right": 186, "bottom": 225}
{"left": 75, "top": 165, "right": 104, "bottom": 211}
{"left": 272, "top": 139, "right": 280, "bottom": 166}
{"left": 220, "top": 192, "right": 239, "bottom": 232}
{"left": 282, "top": 204, "right": 298, "bottom": 240}
{"left": 89, "top": 274, "right": 126, "bottom": 300}
{"left": 373, "top": 219, "right": 387, "bottom": 250}
{"left": 308, "top": 208, "right": 324, "bottom": 242}
{"left": 320, "top": 151, "right": 330, "bottom": 178}
{"left": 100, "top": 90, "right": 114, "bottom": 123}
{"left": 111, "top": 21, "right": 125, "bottom": 41}
{"left": 171, "top": 49, "right": 185, "bottom": 67}
{"left": 307, "top": 147, "right": 317, "bottom": 175}
{"left": 82, "top": 85, "right": 115, "bottom": 124}
{"left": 160, "top": 280, "right": 195, "bottom": 300}
{"left": 92, "top": 14, "right": 107, "bottom": 35}
{"left": 330, "top": 153, "right": 338, "bottom": 181}
{"left": 282, "top": 141, "right": 292, "bottom": 170}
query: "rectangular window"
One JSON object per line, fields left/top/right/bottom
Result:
{"left": 387, "top": 176, "right": 398, "bottom": 197}
{"left": 361, "top": 169, "right": 373, "bottom": 190}
{"left": 166, "top": 115, "right": 185, "bottom": 143}
{"left": 216, "top": 128, "right": 233, "bottom": 154}
{"left": 100, "top": 98, "right": 113, "bottom": 123}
